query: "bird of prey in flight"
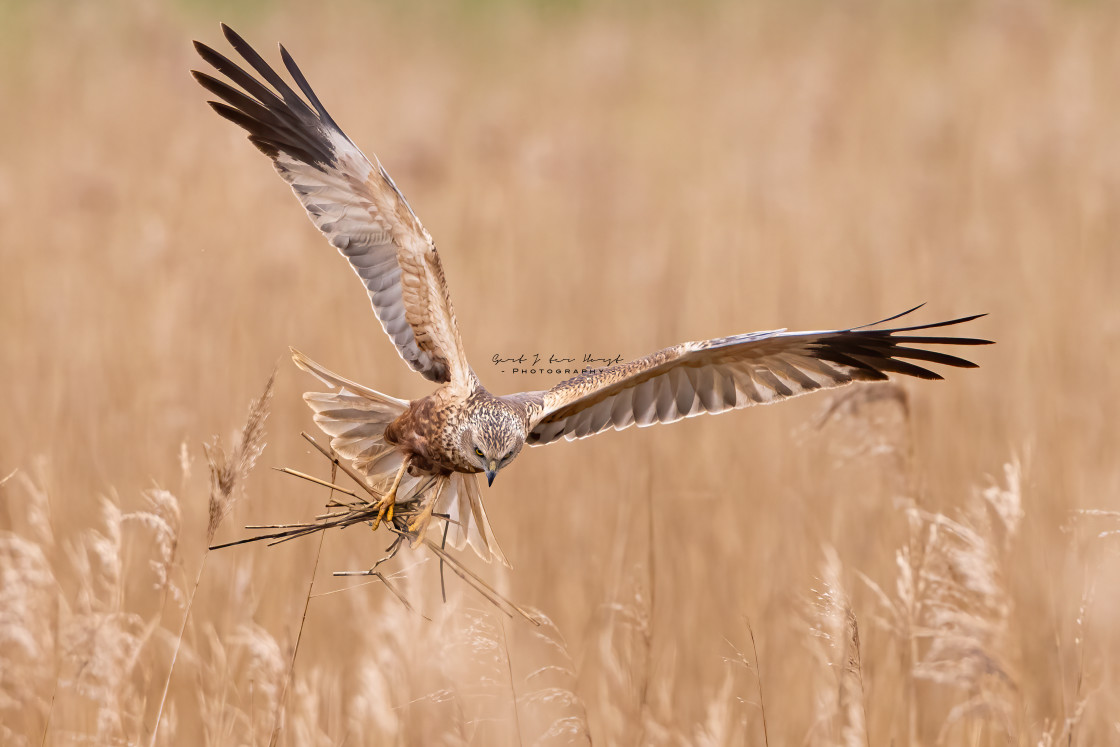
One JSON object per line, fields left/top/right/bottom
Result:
{"left": 192, "top": 25, "right": 991, "bottom": 565}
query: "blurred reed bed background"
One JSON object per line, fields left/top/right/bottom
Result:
{"left": 2, "top": 0, "right": 1119, "bottom": 743}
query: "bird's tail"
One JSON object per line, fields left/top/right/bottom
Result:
{"left": 291, "top": 348, "right": 508, "bottom": 566}
{"left": 437, "top": 473, "right": 509, "bottom": 567}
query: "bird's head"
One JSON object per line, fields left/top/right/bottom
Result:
{"left": 460, "top": 402, "right": 525, "bottom": 487}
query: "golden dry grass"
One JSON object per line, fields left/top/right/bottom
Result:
{"left": 2, "top": 0, "right": 1120, "bottom": 744}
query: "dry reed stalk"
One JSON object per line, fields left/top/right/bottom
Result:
{"left": 343, "top": 586, "right": 419, "bottom": 744}
{"left": 808, "top": 545, "right": 870, "bottom": 747}
{"left": 862, "top": 461, "right": 1026, "bottom": 743}
{"left": 917, "top": 464, "right": 1023, "bottom": 742}
{"left": 0, "top": 462, "right": 57, "bottom": 742}
{"left": 148, "top": 371, "right": 274, "bottom": 746}
{"left": 192, "top": 621, "right": 286, "bottom": 744}
{"left": 719, "top": 621, "right": 769, "bottom": 746}
{"left": 1055, "top": 507, "right": 1120, "bottom": 745}
{"left": 286, "top": 667, "right": 340, "bottom": 746}
{"left": 58, "top": 494, "right": 173, "bottom": 743}
{"left": 593, "top": 569, "right": 676, "bottom": 745}
{"left": 0, "top": 531, "right": 56, "bottom": 738}
{"left": 227, "top": 430, "right": 539, "bottom": 624}
{"left": 691, "top": 671, "right": 742, "bottom": 747}
{"left": 513, "top": 608, "right": 591, "bottom": 745}
{"left": 267, "top": 463, "right": 330, "bottom": 747}
{"left": 208, "top": 423, "right": 541, "bottom": 743}
{"left": 590, "top": 477, "right": 664, "bottom": 745}
{"left": 499, "top": 616, "right": 525, "bottom": 744}
{"left": 433, "top": 607, "right": 521, "bottom": 744}
{"left": 3, "top": 462, "right": 189, "bottom": 745}
{"left": 814, "top": 382, "right": 918, "bottom": 745}
{"left": 236, "top": 624, "right": 287, "bottom": 744}
{"left": 747, "top": 617, "right": 770, "bottom": 747}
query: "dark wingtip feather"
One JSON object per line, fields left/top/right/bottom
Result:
{"left": 190, "top": 69, "right": 222, "bottom": 94}
{"left": 194, "top": 27, "right": 342, "bottom": 170}
{"left": 815, "top": 349, "right": 891, "bottom": 380}
{"left": 810, "top": 308, "right": 992, "bottom": 383}
{"left": 218, "top": 24, "right": 309, "bottom": 113}
{"left": 849, "top": 303, "right": 927, "bottom": 331}
{"left": 279, "top": 43, "right": 340, "bottom": 130}
{"left": 877, "top": 358, "right": 943, "bottom": 380}
{"left": 193, "top": 39, "right": 226, "bottom": 70}
{"left": 889, "top": 335, "right": 994, "bottom": 346}
{"left": 206, "top": 101, "right": 281, "bottom": 158}
{"left": 220, "top": 22, "right": 242, "bottom": 47}
{"left": 883, "top": 312, "right": 990, "bottom": 334}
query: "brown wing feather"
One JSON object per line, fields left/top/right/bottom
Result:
{"left": 519, "top": 308, "right": 991, "bottom": 446}
{"left": 193, "top": 25, "right": 469, "bottom": 385}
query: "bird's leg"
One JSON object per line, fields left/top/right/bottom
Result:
{"left": 371, "top": 454, "right": 411, "bottom": 530}
{"left": 408, "top": 476, "right": 447, "bottom": 548}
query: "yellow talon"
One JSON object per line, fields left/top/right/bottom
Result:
{"left": 370, "top": 455, "right": 410, "bottom": 531}
{"left": 408, "top": 477, "right": 446, "bottom": 548}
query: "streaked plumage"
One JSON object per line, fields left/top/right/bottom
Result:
{"left": 194, "top": 25, "right": 992, "bottom": 565}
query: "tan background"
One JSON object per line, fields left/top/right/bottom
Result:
{"left": 2, "top": 0, "right": 1118, "bottom": 744}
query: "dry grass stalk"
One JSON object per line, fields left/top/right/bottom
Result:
{"left": 205, "top": 372, "right": 275, "bottom": 544}
{"left": 748, "top": 619, "right": 771, "bottom": 747}
{"left": 721, "top": 618, "right": 770, "bottom": 746}
{"left": 0, "top": 462, "right": 58, "bottom": 741}
{"left": 513, "top": 608, "right": 591, "bottom": 745}
{"left": 191, "top": 621, "right": 286, "bottom": 744}
{"left": 862, "top": 461, "right": 1025, "bottom": 743}
{"left": 221, "top": 430, "right": 538, "bottom": 625}
{"left": 915, "top": 463, "right": 1023, "bottom": 742}
{"left": 235, "top": 624, "right": 287, "bottom": 743}
{"left": 125, "top": 488, "right": 182, "bottom": 607}
{"left": 268, "top": 467, "right": 329, "bottom": 747}
{"left": 148, "top": 371, "right": 274, "bottom": 746}
{"left": 57, "top": 492, "right": 179, "bottom": 744}
{"left": 431, "top": 607, "right": 521, "bottom": 744}
{"left": 0, "top": 532, "right": 56, "bottom": 738}
{"left": 592, "top": 570, "right": 676, "bottom": 745}
{"left": 1053, "top": 505, "right": 1120, "bottom": 745}
{"left": 808, "top": 545, "right": 870, "bottom": 747}
{"left": 691, "top": 671, "right": 742, "bottom": 747}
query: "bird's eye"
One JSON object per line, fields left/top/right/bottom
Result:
{"left": 474, "top": 447, "right": 484, "bottom": 457}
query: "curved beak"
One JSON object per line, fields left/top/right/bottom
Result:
{"left": 486, "top": 460, "right": 498, "bottom": 487}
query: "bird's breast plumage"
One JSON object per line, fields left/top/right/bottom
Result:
{"left": 385, "top": 387, "right": 482, "bottom": 475}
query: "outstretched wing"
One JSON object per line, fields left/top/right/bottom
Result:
{"left": 516, "top": 307, "right": 992, "bottom": 446}
{"left": 193, "top": 24, "right": 470, "bottom": 385}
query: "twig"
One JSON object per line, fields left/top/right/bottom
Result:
{"left": 500, "top": 614, "right": 524, "bottom": 745}
{"left": 747, "top": 616, "right": 770, "bottom": 747}
{"left": 329, "top": 569, "right": 429, "bottom": 620}
{"left": 149, "top": 553, "right": 209, "bottom": 747}
{"left": 272, "top": 467, "right": 359, "bottom": 498}
{"left": 300, "top": 431, "right": 381, "bottom": 503}
{"left": 373, "top": 571, "right": 425, "bottom": 618}
{"left": 420, "top": 537, "right": 540, "bottom": 625}
{"left": 440, "top": 519, "right": 451, "bottom": 603}
{"left": 218, "top": 430, "right": 535, "bottom": 627}
{"left": 269, "top": 461, "right": 332, "bottom": 747}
